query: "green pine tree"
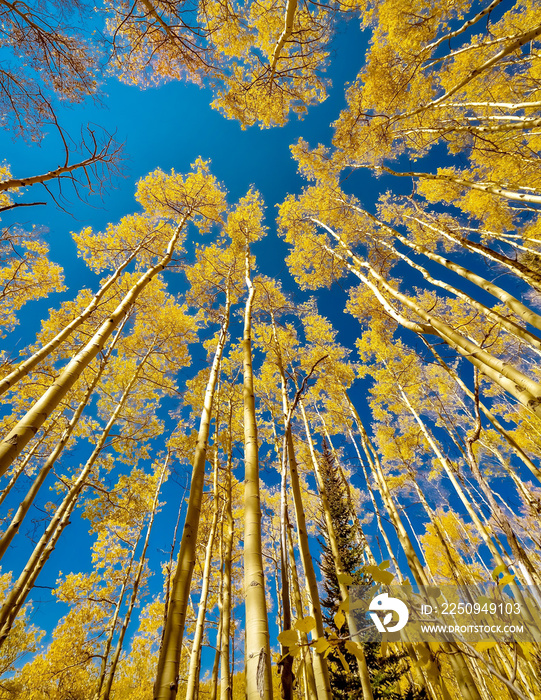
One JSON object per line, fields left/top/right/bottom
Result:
{"left": 317, "top": 440, "right": 425, "bottom": 700}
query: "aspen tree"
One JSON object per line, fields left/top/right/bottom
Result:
{"left": 278, "top": 432, "right": 294, "bottom": 700}
{"left": 346, "top": 395, "right": 484, "bottom": 700}
{"left": 262, "top": 324, "right": 332, "bottom": 700}
{"left": 0, "top": 421, "right": 56, "bottom": 507}
{"left": 280, "top": 202, "right": 541, "bottom": 417}
{"left": 0, "top": 229, "right": 65, "bottom": 337}
{"left": 235, "top": 191, "right": 273, "bottom": 700}
{"left": 0, "top": 162, "right": 226, "bottom": 477}
{"left": 220, "top": 399, "right": 235, "bottom": 700}
{"left": 390, "top": 377, "right": 541, "bottom": 641}
{"left": 284, "top": 515, "right": 318, "bottom": 700}
{"left": 94, "top": 532, "right": 145, "bottom": 700}
{"left": 330, "top": 0, "right": 541, "bottom": 217}
{"left": 365, "top": 335, "right": 541, "bottom": 594}
{"left": 1, "top": 294, "right": 188, "bottom": 641}
{"left": 0, "top": 316, "right": 129, "bottom": 561}
{"left": 0, "top": 572, "right": 43, "bottom": 692}
{"left": 435, "top": 372, "right": 541, "bottom": 585}
{"left": 347, "top": 427, "right": 397, "bottom": 574}
{"left": 421, "top": 338, "right": 541, "bottom": 486}
{"left": 348, "top": 431, "right": 431, "bottom": 697}
{"left": 104, "top": 0, "right": 341, "bottom": 129}
{"left": 0, "top": 236, "right": 146, "bottom": 396}
{"left": 210, "top": 616, "right": 223, "bottom": 700}
{"left": 8, "top": 464, "right": 160, "bottom": 699}
{"left": 342, "top": 200, "right": 541, "bottom": 348}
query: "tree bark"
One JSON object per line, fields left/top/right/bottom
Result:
{"left": 242, "top": 248, "right": 273, "bottom": 700}
{"left": 220, "top": 401, "right": 234, "bottom": 700}
{"left": 185, "top": 450, "right": 221, "bottom": 700}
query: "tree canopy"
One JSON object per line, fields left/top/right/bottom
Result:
{"left": 1, "top": 1, "right": 541, "bottom": 700}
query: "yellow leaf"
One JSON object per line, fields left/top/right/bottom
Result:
{"left": 364, "top": 565, "right": 394, "bottom": 585}
{"left": 344, "top": 640, "right": 365, "bottom": 661}
{"left": 277, "top": 629, "right": 298, "bottom": 647}
{"left": 295, "top": 615, "right": 316, "bottom": 634}
{"left": 313, "top": 637, "right": 331, "bottom": 654}
{"left": 492, "top": 564, "right": 507, "bottom": 581}
{"left": 334, "top": 609, "right": 345, "bottom": 630}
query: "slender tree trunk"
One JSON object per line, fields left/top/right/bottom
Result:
{"left": 278, "top": 425, "right": 294, "bottom": 700}
{"left": 285, "top": 513, "right": 317, "bottom": 700}
{"left": 242, "top": 248, "right": 273, "bottom": 700}
{"left": 286, "top": 427, "right": 332, "bottom": 700}
{"left": 462, "top": 382, "right": 541, "bottom": 588}
{"left": 372, "top": 154, "right": 541, "bottom": 202}
{"left": 185, "top": 450, "right": 221, "bottom": 700}
{"left": 333, "top": 204, "right": 541, "bottom": 333}
{"left": 94, "top": 531, "right": 142, "bottom": 700}
{"left": 154, "top": 288, "right": 231, "bottom": 700}
{"left": 365, "top": 226, "right": 541, "bottom": 354}
{"left": 220, "top": 401, "right": 234, "bottom": 700}
{"left": 0, "top": 421, "right": 55, "bottom": 508}
{"left": 347, "top": 427, "right": 396, "bottom": 573}
{"left": 210, "top": 616, "right": 222, "bottom": 700}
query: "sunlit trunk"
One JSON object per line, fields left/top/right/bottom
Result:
{"left": 242, "top": 247, "right": 273, "bottom": 700}
{"left": 185, "top": 450, "right": 221, "bottom": 700}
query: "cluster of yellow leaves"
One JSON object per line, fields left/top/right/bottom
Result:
{"left": 0, "top": 231, "right": 65, "bottom": 337}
